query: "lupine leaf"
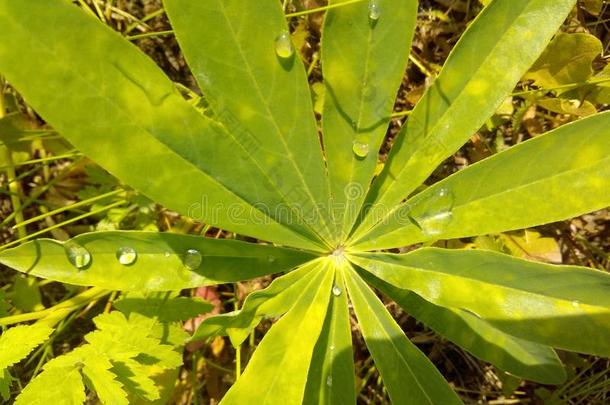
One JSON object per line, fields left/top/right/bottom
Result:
{"left": 353, "top": 112, "right": 610, "bottom": 249}
{"left": 360, "top": 270, "right": 567, "bottom": 384}
{"left": 344, "top": 264, "right": 462, "bottom": 404}
{"left": 192, "top": 260, "right": 322, "bottom": 346}
{"left": 220, "top": 262, "right": 334, "bottom": 404}
{"left": 0, "top": 231, "right": 316, "bottom": 291}
{"left": 353, "top": 0, "right": 577, "bottom": 240}
{"left": 320, "top": 0, "right": 417, "bottom": 239}
{"left": 114, "top": 296, "right": 213, "bottom": 322}
{"left": 350, "top": 248, "right": 610, "bottom": 356}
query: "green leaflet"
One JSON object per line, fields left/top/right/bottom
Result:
{"left": 192, "top": 259, "right": 321, "bottom": 346}
{"left": 360, "top": 270, "right": 567, "bottom": 384}
{"left": 353, "top": 112, "right": 610, "bottom": 249}
{"left": 320, "top": 0, "right": 417, "bottom": 240}
{"left": 0, "top": 231, "right": 315, "bottom": 291}
{"left": 15, "top": 311, "right": 184, "bottom": 404}
{"left": 350, "top": 248, "right": 610, "bottom": 356}
{"left": 344, "top": 264, "right": 462, "bottom": 405}
{"left": 0, "top": 323, "right": 54, "bottom": 400}
{"left": 164, "top": 0, "right": 335, "bottom": 246}
{"left": 221, "top": 261, "right": 334, "bottom": 404}
{"left": 303, "top": 261, "right": 356, "bottom": 405}
{"left": 0, "top": 323, "right": 53, "bottom": 370}
{"left": 0, "top": 0, "right": 324, "bottom": 251}
{"left": 353, "top": 0, "right": 577, "bottom": 240}
{"left": 15, "top": 366, "right": 86, "bottom": 405}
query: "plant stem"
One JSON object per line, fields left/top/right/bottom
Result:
{"left": 285, "top": 0, "right": 367, "bottom": 18}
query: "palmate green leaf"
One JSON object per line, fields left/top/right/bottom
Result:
{"left": 192, "top": 259, "right": 321, "bottom": 346}
{"left": 320, "top": 0, "right": 417, "bottom": 240}
{"left": 114, "top": 296, "right": 213, "bottom": 322}
{"left": 0, "top": 0, "right": 325, "bottom": 252}
{"left": 360, "top": 271, "right": 567, "bottom": 384}
{"left": 303, "top": 261, "right": 355, "bottom": 405}
{"left": 221, "top": 261, "right": 334, "bottom": 405}
{"left": 350, "top": 248, "right": 610, "bottom": 357}
{"left": 352, "top": 0, "right": 577, "bottom": 240}
{"left": 343, "top": 264, "right": 462, "bottom": 405}
{"left": 15, "top": 366, "right": 86, "bottom": 405}
{"left": 353, "top": 112, "right": 610, "bottom": 249}
{"left": 164, "top": 0, "right": 335, "bottom": 246}
{"left": 0, "top": 231, "right": 315, "bottom": 291}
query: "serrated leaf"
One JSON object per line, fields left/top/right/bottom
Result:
{"left": 350, "top": 248, "right": 610, "bottom": 356}
{"left": 0, "top": 0, "right": 325, "bottom": 251}
{"left": 354, "top": 112, "right": 610, "bottom": 249}
{"left": 0, "top": 323, "right": 53, "bottom": 370}
{"left": 114, "top": 296, "right": 213, "bottom": 322}
{"left": 361, "top": 270, "right": 567, "bottom": 384}
{"left": 353, "top": 0, "right": 577, "bottom": 240}
{"left": 192, "top": 259, "right": 320, "bottom": 346}
{"left": 15, "top": 366, "right": 86, "bottom": 405}
{"left": 111, "top": 359, "right": 160, "bottom": 402}
{"left": 0, "top": 231, "right": 316, "bottom": 291}
{"left": 82, "top": 357, "right": 129, "bottom": 405}
{"left": 87, "top": 312, "right": 182, "bottom": 369}
{"left": 220, "top": 262, "right": 334, "bottom": 404}
{"left": 344, "top": 264, "right": 462, "bottom": 404}
{"left": 320, "top": 0, "right": 417, "bottom": 240}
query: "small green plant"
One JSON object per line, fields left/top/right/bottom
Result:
{"left": 1, "top": 0, "right": 609, "bottom": 403}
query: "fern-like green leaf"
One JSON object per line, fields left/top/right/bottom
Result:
{"left": 0, "top": 323, "right": 53, "bottom": 370}
{"left": 15, "top": 366, "right": 86, "bottom": 405}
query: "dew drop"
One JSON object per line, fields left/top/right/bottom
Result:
{"left": 164, "top": 251, "right": 171, "bottom": 258}
{"left": 326, "top": 375, "right": 333, "bottom": 387}
{"left": 368, "top": 0, "right": 381, "bottom": 24}
{"left": 275, "top": 30, "right": 294, "bottom": 59}
{"left": 267, "top": 255, "right": 277, "bottom": 263}
{"left": 332, "top": 285, "right": 342, "bottom": 296}
{"left": 408, "top": 187, "right": 454, "bottom": 237}
{"left": 116, "top": 247, "right": 137, "bottom": 265}
{"left": 352, "top": 140, "right": 370, "bottom": 158}
{"left": 184, "top": 249, "right": 203, "bottom": 270}
{"left": 65, "top": 241, "right": 91, "bottom": 270}
{"left": 572, "top": 300, "right": 580, "bottom": 308}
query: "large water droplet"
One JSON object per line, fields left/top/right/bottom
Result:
{"left": 352, "top": 140, "right": 370, "bottom": 158}
{"left": 275, "top": 30, "right": 294, "bottom": 59}
{"left": 368, "top": 0, "right": 381, "bottom": 24}
{"left": 332, "top": 285, "right": 342, "bottom": 296}
{"left": 184, "top": 249, "right": 203, "bottom": 270}
{"left": 65, "top": 241, "right": 91, "bottom": 269}
{"left": 116, "top": 247, "right": 137, "bottom": 265}
{"left": 408, "top": 188, "right": 454, "bottom": 237}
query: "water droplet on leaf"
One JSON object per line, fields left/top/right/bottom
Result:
{"left": 65, "top": 241, "right": 91, "bottom": 269}
{"left": 572, "top": 300, "right": 580, "bottom": 308}
{"left": 368, "top": 0, "right": 381, "bottom": 24}
{"left": 267, "top": 255, "right": 277, "bottom": 263}
{"left": 352, "top": 140, "right": 370, "bottom": 158}
{"left": 275, "top": 30, "right": 294, "bottom": 59}
{"left": 184, "top": 249, "right": 203, "bottom": 270}
{"left": 408, "top": 188, "right": 454, "bottom": 237}
{"left": 116, "top": 247, "right": 137, "bottom": 265}
{"left": 332, "top": 285, "right": 342, "bottom": 296}
{"left": 326, "top": 375, "right": 333, "bottom": 387}
{"left": 164, "top": 251, "right": 171, "bottom": 258}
